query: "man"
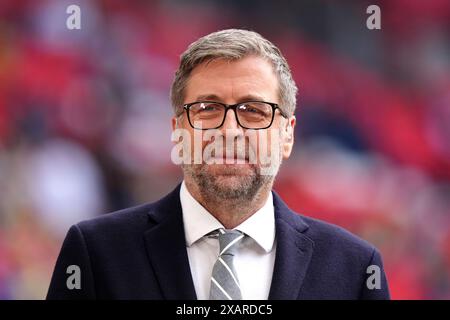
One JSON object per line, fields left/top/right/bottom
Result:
{"left": 47, "top": 29, "right": 390, "bottom": 300}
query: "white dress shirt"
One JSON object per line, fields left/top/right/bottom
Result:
{"left": 180, "top": 181, "right": 277, "bottom": 300}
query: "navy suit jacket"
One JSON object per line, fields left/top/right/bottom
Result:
{"left": 47, "top": 183, "right": 390, "bottom": 299}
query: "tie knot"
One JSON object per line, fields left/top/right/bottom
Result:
{"left": 218, "top": 229, "right": 244, "bottom": 256}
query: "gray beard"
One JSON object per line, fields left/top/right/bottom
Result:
{"left": 182, "top": 162, "right": 278, "bottom": 202}
{"left": 182, "top": 128, "right": 285, "bottom": 202}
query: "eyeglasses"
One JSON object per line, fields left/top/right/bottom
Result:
{"left": 182, "top": 101, "right": 287, "bottom": 130}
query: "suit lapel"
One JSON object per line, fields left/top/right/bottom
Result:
{"left": 143, "top": 184, "right": 197, "bottom": 300}
{"left": 268, "top": 191, "right": 314, "bottom": 300}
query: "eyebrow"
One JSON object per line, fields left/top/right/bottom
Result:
{"left": 195, "top": 94, "right": 222, "bottom": 101}
{"left": 194, "top": 93, "right": 268, "bottom": 102}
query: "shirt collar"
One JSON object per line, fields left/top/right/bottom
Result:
{"left": 234, "top": 192, "right": 275, "bottom": 253}
{"left": 180, "top": 181, "right": 223, "bottom": 247}
{"left": 180, "top": 180, "right": 275, "bottom": 253}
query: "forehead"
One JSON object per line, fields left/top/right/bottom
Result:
{"left": 184, "top": 55, "right": 279, "bottom": 103}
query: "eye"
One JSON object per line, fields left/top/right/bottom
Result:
{"left": 200, "top": 103, "right": 222, "bottom": 111}
{"left": 247, "top": 107, "right": 261, "bottom": 113}
{"left": 238, "top": 103, "right": 267, "bottom": 116}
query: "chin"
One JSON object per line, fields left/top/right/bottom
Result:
{"left": 212, "top": 169, "right": 256, "bottom": 189}
{"left": 215, "top": 174, "right": 247, "bottom": 185}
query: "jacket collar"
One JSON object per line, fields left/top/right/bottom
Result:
{"left": 143, "top": 183, "right": 197, "bottom": 299}
{"left": 268, "top": 190, "right": 314, "bottom": 299}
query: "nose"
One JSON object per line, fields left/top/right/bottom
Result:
{"left": 221, "top": 108, "right": 241, "bottom": 131}
{"left": 220, "top": 108, "right": 245, "bottom": 143}
{"left": 219, "top": 108, "right": 245, "bottom": 157}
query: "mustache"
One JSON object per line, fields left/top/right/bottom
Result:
{"left": 203, "top": 145, "right": 256, "bottom": 162}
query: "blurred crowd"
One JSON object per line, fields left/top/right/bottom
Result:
{"left": 0, "top": 0, "right": 449, "bottom": 299}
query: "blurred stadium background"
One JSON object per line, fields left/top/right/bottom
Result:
{"left": 0, "top": 0, "right": 449, "bottom": 299}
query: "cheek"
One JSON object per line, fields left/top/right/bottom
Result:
{"left": 253, "top": 129, "right": 280, "bottom": 156}
{"left": 188, "top": 130, "right": 217, "bottom": 158}
{"left": 182, "top": 129, "right": 283, "bottom": 162}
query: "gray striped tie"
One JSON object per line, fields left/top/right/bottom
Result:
{"left": 209, "top": 229, "right": 244, "bottom": 300}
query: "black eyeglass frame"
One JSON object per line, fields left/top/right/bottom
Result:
{"left": 181, "top": 101, "right": 287, "bottom": 130}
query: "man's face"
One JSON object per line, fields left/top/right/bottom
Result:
{"left": 172, "top": 55, "right": 295, "bottom": 200}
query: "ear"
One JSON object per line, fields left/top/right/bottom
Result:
{"left": 171, "top": 116, "right": 178, "bottom": 131}
{"left": 282, "top": 115, "right": 296, "bottom": 159}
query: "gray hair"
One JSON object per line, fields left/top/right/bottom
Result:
{"left": 170, "top": 29, "right": 298, "bottom": 117}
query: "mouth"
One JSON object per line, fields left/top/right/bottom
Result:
{"left": 207, "top": 155, "right": 250, "bottom": 164}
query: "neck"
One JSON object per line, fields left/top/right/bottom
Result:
{"left": 184, "top": 178, "right": 272, "bottom": 229}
